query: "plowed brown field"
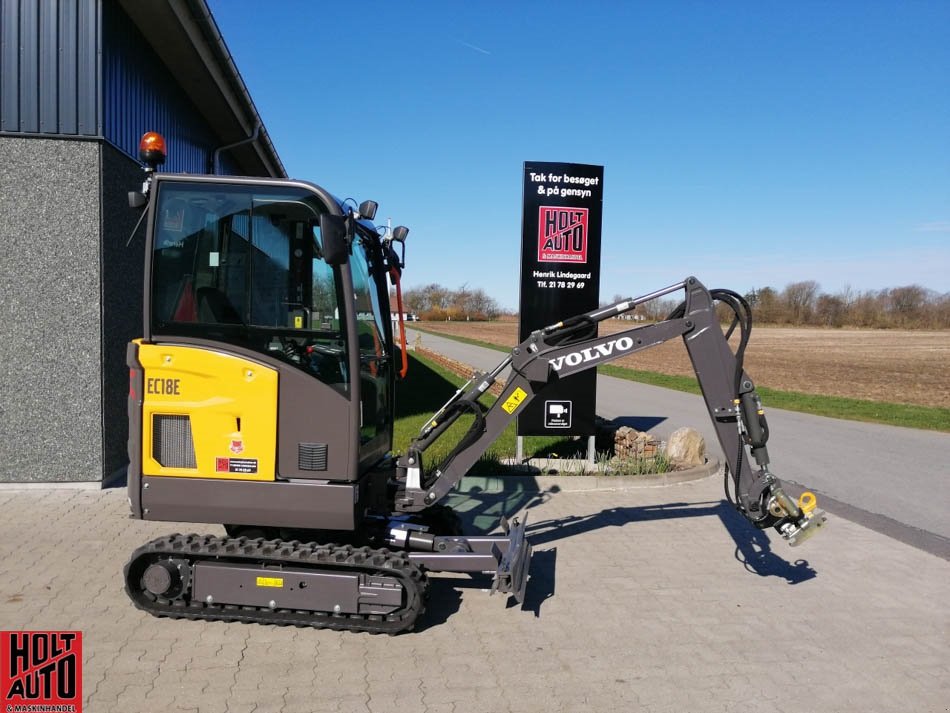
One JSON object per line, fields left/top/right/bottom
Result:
{"left": 416, "top": 322, "right": 950, "bottom": 408}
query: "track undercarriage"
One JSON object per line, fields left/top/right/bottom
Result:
{"left": 124, "top": 502, "right": 531, "bottom": 635}
{"left": 125, "top": 534, "right": 429, "bottom": 634}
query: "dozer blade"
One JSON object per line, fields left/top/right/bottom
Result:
{"left": 491, "top": 514, "right": 532, "bottom": 603}
{"left": 408, "top": 513, "right": 534, "bottom": 603}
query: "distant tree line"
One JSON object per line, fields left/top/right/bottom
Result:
{"left": 405, "top": 280, "right": 948, "bottom": 327}
{"left": 609, "top": 281, "right": 949, "bottom": 328}
{"left": 402, "top": 283, "right": 502, "bottom": 321}
{"left": 744, "top": 282, "right": 949, "bottom": 328}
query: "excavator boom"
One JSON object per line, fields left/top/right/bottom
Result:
{"left": 396, "top": 277, "right": 827, "bottom": 546}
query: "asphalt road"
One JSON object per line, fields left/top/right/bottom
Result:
{"left": 408, "top": 327, "right": 950, "bottom": 554}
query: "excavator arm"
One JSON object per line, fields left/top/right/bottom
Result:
{"left": 395, "top": 276, "right": 827, "bottom": 546}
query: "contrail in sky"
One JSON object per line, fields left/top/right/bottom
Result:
{"left": 455, "top": 39, "right": 491, "bottom": 55}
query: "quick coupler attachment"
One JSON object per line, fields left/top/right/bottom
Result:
{"left": 491, "top": 514, "right": 532, "bottom": 603}
{"left": 773, "top": 490, "right": 828, "bottom": 547}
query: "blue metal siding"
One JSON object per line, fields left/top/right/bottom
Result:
{"left": 102, "top": 1, "right": 233, "bottom": 175}
{"left": 75, "top": 0, "right": 97, "bottom": 134}
{"left": 39, "top": 0, "right": 57, "bottom": 133}
{"left": 18, "top": 0, "right": 39, "bottom": 131}
{"left": 0, "top": 0, "right": 99, "bottom": 135}
{"left": 2, "top": 0, "right": 251, "bottom": 175}
{"left": 57, "top": 0, "right": 77, "bottom": 134}
{"left": 0, "top": 0, "right": 20, "bottom": 130}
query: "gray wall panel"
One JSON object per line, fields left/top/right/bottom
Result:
{"left": 0, "top": 137, "right": 103, "bottom": 482}
{"left": 100, "top": 143, "right": 145, "bottom": 480}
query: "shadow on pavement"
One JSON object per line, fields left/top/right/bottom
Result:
{"left": 445, "top": 477, "right": 816, "bottom": 621}
{"left": 414, "top": 579, "right": 464, "bottom": 632}
{"left": 446, "top": 478, "right": 558, "bottom": 533}
{"left": 524, "top": 500, "right": 817, "bottom": 585}
{"left": 421, "top": 547, "right": 559, "bottom": 625}
{"left": 717, "top": 502, "right": 818, "bottom": 584}
{"left": 519, "top": 547, "right": 557, "bottom": 617}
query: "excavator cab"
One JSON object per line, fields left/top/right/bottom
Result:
{"left": 128, "top": 173, "right": 398, "bottom": 530}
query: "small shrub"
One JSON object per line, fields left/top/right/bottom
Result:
{"left": 603, "top": 450, "right": 674, "bottom": 476}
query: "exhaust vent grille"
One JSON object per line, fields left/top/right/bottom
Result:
{"left": 298, "top": 443, "right": 328, "bottom": 471}
{"left": 152, "top": 415, "right": 197, "bottom": 469}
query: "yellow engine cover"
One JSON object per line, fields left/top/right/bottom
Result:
{"left": 139, "top": 343, "right": 278, "bottom": 481}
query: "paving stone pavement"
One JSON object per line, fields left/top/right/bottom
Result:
{"left": 0, "top": 477, "right": 947, "bottom": 713}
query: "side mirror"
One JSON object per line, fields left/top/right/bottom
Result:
{"left": 128, "top": 191, "right": 147, "bottom": 209}
{"left": 319, "top": 213, "right": 349, "bottom": 265}
{"left": 389, "top": 226, "right": 409, "bottom": 269}
{"left": 358, "top": 200, "right": 378, "bottom": 221}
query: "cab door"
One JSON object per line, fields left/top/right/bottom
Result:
{"left": 144, "top": 178, "right": 357, "bottom": 482}
{"left": 350, "top": 231, "right": 394, "bottom": 470}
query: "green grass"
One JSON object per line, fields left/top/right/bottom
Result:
{"left": 599, "top": 364, "right": 950, "bottom": 432}
{"left": 413, "top": 326, "right": 950, "bottom": 433}
{"left": 595, "top": 450, "right": 675, "bottom": 476}
{"left": 394, "top": 353, "right": 588, "bottom": 473}
{"left": 597, "top": 364, "right": 702, "bottom": 394}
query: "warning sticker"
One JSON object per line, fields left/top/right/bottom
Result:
{"left": 256, "top": 577, "right": 283, "bottom": 588}
{"left": 163, "top": 206, "right": 184, "bottom": 233}
{"left": 502, "top": 387, "right": 528, "bottom": 414}
{"left": 544, "top": 400, "right": 572, "bottom": 428}
{"left": 215, "top": 457, "right": 259, "bottom": 474}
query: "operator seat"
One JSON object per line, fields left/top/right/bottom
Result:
{"left": 195, "top": 287, "right": 243, "bottom": 324}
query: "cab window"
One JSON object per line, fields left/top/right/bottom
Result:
{"left": 150, "top": 181, "right": 348, "bottom": 391}
{"left": 350, "top": 231, "right": 391, "bottom": 446}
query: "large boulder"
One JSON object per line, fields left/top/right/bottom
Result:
{"left": 666, "top": 427, "right": 706, "bottom": 467}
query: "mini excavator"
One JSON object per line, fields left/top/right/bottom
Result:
{"left": 123, "top": 133, "right": 826, "bottom": 634}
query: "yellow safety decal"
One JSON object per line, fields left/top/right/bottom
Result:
{"left": 256, "top": 577, "right": 284, "bottom": 588}
{"left": 502, "top": 387, "right": 528, "bottom": 414}
{"left": 294, "top": 315, "right": 303, "bottom": 328}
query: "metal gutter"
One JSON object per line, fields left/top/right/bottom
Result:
{"left": 211, "top": 121, "right": 261, "bottom": 174}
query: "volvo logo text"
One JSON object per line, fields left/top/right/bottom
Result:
{"left": 549, "top": 336, "right": 636, "bottom": 372}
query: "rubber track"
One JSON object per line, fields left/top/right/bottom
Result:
{"left": 124, "top": 534, "right": 427, "bottom": 635}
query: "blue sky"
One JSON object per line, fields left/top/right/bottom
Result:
{"left": 209, "top": 0, "right": 949, "bottom": 310}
